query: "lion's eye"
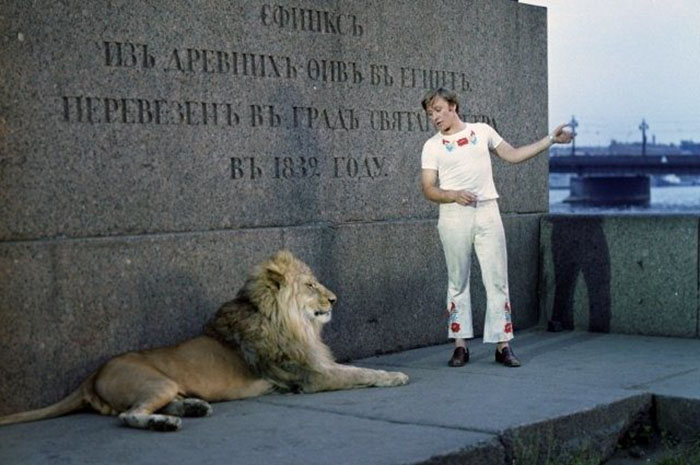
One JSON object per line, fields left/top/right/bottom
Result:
{"left": 306, "top": 282, "right": 315, "bottom": 289}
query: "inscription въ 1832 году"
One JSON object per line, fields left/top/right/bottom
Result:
{"left": 231, "top": 155, "right": 387, "bottom": 181}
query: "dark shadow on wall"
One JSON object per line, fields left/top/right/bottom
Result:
{"left": 547, "top": 216, "right": 611, "bottom": 333}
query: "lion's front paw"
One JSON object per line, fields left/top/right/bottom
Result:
{"left": 390, "top": 371, "right": 409, "bottom": 386}
{"left": 377, "top": 371, "right": 409, "bottom": 387}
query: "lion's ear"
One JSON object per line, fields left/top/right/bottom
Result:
{"left": 264, "top": 249, "right": 302, "bottom": 289}
{"left": 273, "top": 249, "right": 296, "bottom": 265}
{"left": 264, "top": 262, "right": 286, "bottom": 289}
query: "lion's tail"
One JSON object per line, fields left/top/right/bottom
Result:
{"left": 0, "top": 372, "right": 96, "bottom": 426}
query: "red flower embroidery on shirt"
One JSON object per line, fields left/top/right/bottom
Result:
{"left": 457, "top": 137, "right": 469, "bottom": 146}
{"left": 504, "top": 323, "right": 513, "bottom": 333}
{"left": 451, "top": 322, "right": 461, "bottom": 333}
{"left": 450, "top": 302, "right": 456, "bottom": 311}
{"left": 442, "top": 139, "right": 450, "bottom": 145}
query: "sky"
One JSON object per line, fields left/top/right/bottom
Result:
{"left": 519, "top": 0, "right": 700, "bottom": 147}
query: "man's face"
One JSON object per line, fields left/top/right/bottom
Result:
{"left": 426, "top": 97, "right": 459, "bottom": 134}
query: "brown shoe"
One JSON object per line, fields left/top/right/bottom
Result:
{"left": 448, "top": 347, "right": 469, "bottom": 367}
{"left": 495, "top": 346, "right": 521, "bottom": 367}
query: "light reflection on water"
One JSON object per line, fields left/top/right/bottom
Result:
{"left": 549, "top": 185, "right": 700, "bottom": 214}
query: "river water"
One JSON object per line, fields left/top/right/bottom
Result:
{"left": 549, "top": 185, "right": 700, "bottom": 214}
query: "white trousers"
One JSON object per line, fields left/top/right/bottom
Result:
{"left": 437, "top": 200, "right": 514, "bottom": 343}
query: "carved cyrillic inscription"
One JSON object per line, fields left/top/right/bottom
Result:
{"left": 230, "top": 156, "right": 387, "bottom": 180}
{"left": 250, "top": 104, "right": 283, "bottom": 128}
{"left": 164, "top": 49, "right": 298, "bottom": 78}
{"left": 231, "top": 157, "right": 263, "bottom": 180}
{"left": 61, "top": 99, "right": 441, "bottom": 133}
{"left": 104, "top": 41, "right": 156, "bottom": 68}
{"left": 261, "top": 4, "right": 364, "bottom": 36}
{"left": 273, "top": 156, "right": 322, "bottom": 179}
{"left": 62, "top": 96, "right": 240, "bottom": 126}
{"left": 292, "top": 106, "right": 360, "bottom": 130}
{"left": 68, "top": 5, "right": 494, "bottom": 185}
{"left": 334, "top": 157, "right": 386, "bottom": 179}
{"left": 369, "top": 110, "right": 431, "bottom": 132}
{"left": 101, "top": 41, "right": 473, "bottom": 92}
{"left": 306, "top": 59, "right": 362, "bottom": 84}
{"left": 399, "top": 67, "right": 473, "bottom": 92}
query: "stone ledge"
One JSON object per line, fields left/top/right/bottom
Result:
{"left": 3, "top": 330, "right": 700, "bottom": 465}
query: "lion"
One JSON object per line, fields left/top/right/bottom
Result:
{"left": 0, "top": 250, "right": 409, "bottom": 431}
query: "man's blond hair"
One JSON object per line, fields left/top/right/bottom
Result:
{"left": 421, "top": 88, "right": 460, "bottom": 114}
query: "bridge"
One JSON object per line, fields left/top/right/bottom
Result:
{"left": 548, "top": 154, "right": 700, "bottom": 206}
{"left": 549, "top": 154, "right": 700, "bottom": 176}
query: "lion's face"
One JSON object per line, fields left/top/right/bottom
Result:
{"left": 262, "top": 250, "right": 337, "bottom": 325}
{"left": 297, "top": 273, "right": 337, "bottom": 324}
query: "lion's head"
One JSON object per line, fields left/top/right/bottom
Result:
{"left": 254, "top": 250, "right": 337, "bottom": 326}
{"left": 205, "top": 250, "right": 338, "bottom": 388}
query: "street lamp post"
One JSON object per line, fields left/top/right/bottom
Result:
{"left": 639, "top": 118, "right": 649, "bottom": 156}
{"left": 569, "top": 115, "right": 578, "bottom": 156}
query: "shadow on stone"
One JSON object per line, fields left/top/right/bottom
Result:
{"left": 548, "top": 216, "right": 611, "bottom": 333}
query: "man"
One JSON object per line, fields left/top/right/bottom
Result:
{"left": 420, "top": 88, "right": 573, "bottom": 367}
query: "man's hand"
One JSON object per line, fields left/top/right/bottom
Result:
{"left": 450, "top": 189, "right": 477, "bottom": 206}
{"left": 421, "top": 169, "right": 477, "bottom": 205}
{"left": 551, "top": 124, "right": 575, "bottom": 144}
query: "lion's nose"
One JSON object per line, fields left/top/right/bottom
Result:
{"left": 328, "top": 295, "right": 337, "bottom": 304}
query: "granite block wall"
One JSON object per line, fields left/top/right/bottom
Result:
{"left": 0, "top": 0, "right": 548, "bottom": 414}
{"left": 539, "top": 215, "right": 700, "bottom": 338}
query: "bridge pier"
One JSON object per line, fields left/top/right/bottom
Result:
{"left": 564, "top": 175, "right": 650, "bottom": 206}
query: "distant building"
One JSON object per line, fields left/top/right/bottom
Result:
{"left": 680, "top": 140, "right": 700, "bottom": 154}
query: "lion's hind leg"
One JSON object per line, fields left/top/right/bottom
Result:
{"left": 119, "top": 411, "right": 182, "bottom": 432}
{"left": 96, "top": 354, "right": 184, "bottom": 432}
{"left": 160, "top": 397, "right": 212, "bottom": 418}
{"left": 116, "top": 381, "right": 183, "bottom": 432}
{"left": 115, "top": 379, "right": 184, "bottom": 432}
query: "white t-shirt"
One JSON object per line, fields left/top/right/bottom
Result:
{"left": 421, "top": 123, "right": 503, "bottom": 201}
